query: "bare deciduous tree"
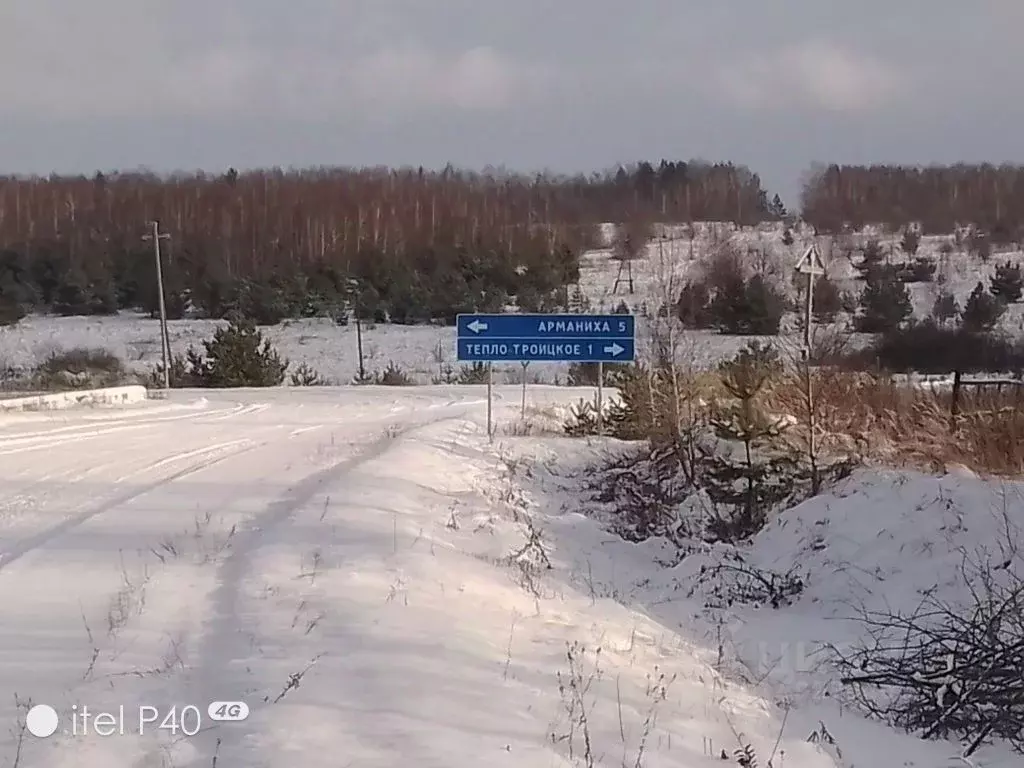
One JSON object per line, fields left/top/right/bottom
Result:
{"left": 802, "top": 163, "right": 1024, "bottom": 236}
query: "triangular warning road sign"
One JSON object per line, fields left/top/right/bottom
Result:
{"left": 795, "top": 244, "right": 825, "bottom": 274}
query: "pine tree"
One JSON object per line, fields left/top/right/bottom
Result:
{"left": 961, "top": 282, "right": 1006, "bottom": 332}
{"left": 900, "top": 228, "right": 920, "bottom": 257}
{"left": 52, "top": 268, "right": 92, "bottom": 316}
{"left": 990, "top": 261, "right": 1023, "bottom": 304}
{"left": 0, "top": 291, "right": 24, "bottom": 326}
{"left": 742, "top": 276, "right": 785, "bottom": 335}
{"left": 0, "top": 262, "right": 29, "bottom": 326}
{"left": 811, "top": 275, "right": 843, "bottom": 323}
{"left": 770, "top": 194, "right": 788, "bottom": 219}
{"left": 707, "top": 273, "right": 786, "bottom": 335}
{"left": 354, "top": 283, "right": 382, "bottom": 321}
{"left": 856, "top": 268, "right": 912, "bottom": 333}
{"left": 568, "top": 285, "right": 590, "bottom": 313}
{"left": 705, "top": 343, "right": 791, "bottom": 541}
{"left": 709, "top": 274, "right": 749, "bottom": 334}
{"left": 188, "top": 318, "right": 289, "bottom": 387}
{"left": 969, "top": 230, "right": 992, "bottom": 263}
{"left": 855, "top": 239, "right": 886, "bottom": 279}
{"left": 907, "top": 257, "right": 937, "bottom": 283}
{"left": 931, "top": 291, "right": 960, "bottom": 325}
{"left": 85, "top": 263, "right": 119, "bottom": 315}
{"left": 676, "top": 281, "right": 712, "bottom": 328}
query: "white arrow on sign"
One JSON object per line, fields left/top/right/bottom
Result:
{"left": 467, "top": 319, "right": 488, "bottom": 333}
{"left": 603, "top": 343, "right": 624, "bottom": 357}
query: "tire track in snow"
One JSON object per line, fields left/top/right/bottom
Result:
{"left": 0, "top": 402, "right": 249, "bottom": 455}
{"left": 0, "top": 440, "right": 264, "bottom": 571}
{"left": 187, "top": 408, "right": 471, "bottom": 765}
{"left": 111, "top": 438, "right": 257, "bottom": 481}
{"left": 205, "top": 402, "right": 271, "bottom": 421}
{"left": 0, "top": 398, "right": 240, "bottom": 437}
{"left": 0, "top": 407, "right": 327, "bottom": 569}
{"left": 0, "top": 458, "right": 131, "bottom": 531}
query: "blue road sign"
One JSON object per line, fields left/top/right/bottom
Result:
{"left": 457, "top": 313, "right": 634, "bottom": 339}
{"left": 456, "top": 313, "right": 636, "bottom": 363}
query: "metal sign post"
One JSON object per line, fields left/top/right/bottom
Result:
{"left": 456, "top": 313, "right": 637, "bottom": 437}
{"left": 795, "top": 244, "right": 826, "bottom": 359}
{"left": 596, "top": 361, "right": 604, "bottom": 435}
{"left": 520, "top": 361, "right": 529, "bottom": 419}
{"left": 486, "top": 362, "right": 493, "bottom": 442}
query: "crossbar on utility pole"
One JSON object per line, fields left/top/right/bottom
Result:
{"left": 142, "top": 221, "right": 172, "bottom": 389}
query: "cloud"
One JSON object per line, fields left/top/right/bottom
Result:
{"left": 345, "top": 45, "right": 552, "bottom": 113}
{"left": 713, "top": 40, "right": 909, "bottom": 114}
{"left": 986, "top": 0, "right": 1024, "bottom": 22}
{"left": 0, "top": 2, "right": 549, "bottom": 120}
{"left": 0, "top": 2, "right": 171, "bottom": 118}
{"left": 0, "top": 39, "right": 545, "bottom": 120}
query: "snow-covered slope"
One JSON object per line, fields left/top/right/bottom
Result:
{"left": 588, "top": 221, "right": 1024, "bottom": 331}
{"left": 503, "top": 436, "right": 1023, "bottom": 767}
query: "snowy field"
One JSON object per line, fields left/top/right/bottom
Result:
{"left": 0, "top": 313, "right": 778, "bottom": 386}
{"left": 2, "top": 221, "right": 1022, "bottom": 385}
{"left": 0, "top": 386, "right": 1020, "bottom": 766}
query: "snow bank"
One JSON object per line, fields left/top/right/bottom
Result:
{"left": 0, "top": 385, "right": 148, "bottom": 412}
{"left": 506, "top": 436, "right": 1024, "bottom": 767}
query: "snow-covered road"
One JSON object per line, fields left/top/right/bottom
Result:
{"left": 0, "top": 388, "right": 501, "bottom": 766}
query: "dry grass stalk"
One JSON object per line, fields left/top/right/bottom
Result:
{"left": 768, "top": 368, "right": 1024, "bottom": 476}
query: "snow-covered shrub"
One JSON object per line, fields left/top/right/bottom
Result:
{"left": 374, "top": 361, "right": 413, "bottom": 386}
{"left": 152, "top": 317, "right": 288, "bottom": 387}
{"left": 834, "top": 549, "right": 1024, "bottom": 756}
{"left": 34, "top": 346, "right": 134, "bottom": 390}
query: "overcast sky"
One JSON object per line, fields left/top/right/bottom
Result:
{"left": 1, "top": 1, "right": 1021, "bottom": 205}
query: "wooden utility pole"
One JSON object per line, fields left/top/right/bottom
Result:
{"left": 347, "top": 278, "right": 367, "bottom": 380}
{"left": 143, "top": 221, "right": 172, "bottom": 388}
{"left": 356, "top": 315, "right": 365, "bottom": 381}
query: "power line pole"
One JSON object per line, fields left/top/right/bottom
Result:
{"left": 143, "top": 221, "right": 172, "bottom": 389}
{"left": 347, "top": 278, "right": 366, "bottom": 381}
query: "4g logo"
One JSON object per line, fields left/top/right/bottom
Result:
{"left": 208, "top": 701, "right": 250, "bottom": 722}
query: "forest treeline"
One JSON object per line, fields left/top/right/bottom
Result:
{"left": 0, "top": 161, "right": 770, "bottom": 325}
{"left": 1, "top": 161, "right": 1023, "bottom": 326}
{"left": 801, "top": 163, "right": 1024, "bottom": 238}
